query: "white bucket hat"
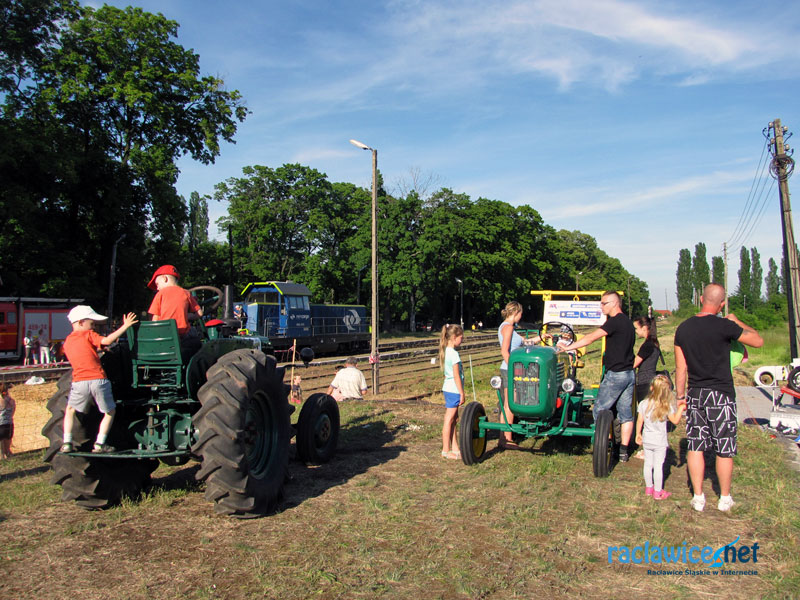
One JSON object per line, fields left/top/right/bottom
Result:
{"left": 67, "top": 305, "right": 108, "bottom": 323}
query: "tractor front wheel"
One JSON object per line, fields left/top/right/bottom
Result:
{"left": 296, "top": 393, "right": 340, "bottom": 464}
{"left": 593, "top": 409, "right": 614, "bottom": 478}
{"left": 192, "top": 349, "right": 290, "bottom": 517}
{"left": 459, "top": 402, "right": 487, "bottom": 465}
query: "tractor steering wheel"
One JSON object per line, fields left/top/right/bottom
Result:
{"left": 540, "top": 321, "right": 576, "bottom": 348}
{"left": 188, "top": 285, "right": 223, "bottom": 311}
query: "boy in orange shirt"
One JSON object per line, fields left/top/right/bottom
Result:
{"left": 147, "top": 264, "right": 203, "bottom": 336}
{"left": 61, "top": 305, "right": 138, "bottom": 453}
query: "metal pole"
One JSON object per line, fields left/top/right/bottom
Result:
{"left": 772, "top": 119, "right": 800, "bottom": 359}
{"left": 371, "top": 148, "right": 380, "bottom": 393}
{"left": 106, "top": 233, "right": 125, "bottom": 320}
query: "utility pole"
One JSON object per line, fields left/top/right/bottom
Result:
{"left": 723, "top": 242, "right": 728, "bottom": 316}
{"left": 770, "top": 119, "right": 800, "bottom": 359}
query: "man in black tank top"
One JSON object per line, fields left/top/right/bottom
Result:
{"left": 674, "top": 283, "right": 763, "bottom": 512}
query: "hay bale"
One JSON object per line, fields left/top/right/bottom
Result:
{"left": 8, "top": 382, "right": 57, "bottom": 453}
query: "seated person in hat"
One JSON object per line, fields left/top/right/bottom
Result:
{"left": 147, "top": 265, "right": 203, "bottom": 352}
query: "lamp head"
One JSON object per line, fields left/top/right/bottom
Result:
{"left": 349, "top": 139, "right": 370, "bottom": 151}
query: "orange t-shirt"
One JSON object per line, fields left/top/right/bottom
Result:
{"left": 148, "top": 286, "right": 201, "bottom": 335}
{"left": 63, "top": 330, "right": 106, "bottom": 382}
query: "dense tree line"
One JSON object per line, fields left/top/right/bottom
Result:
{"left": 674, "top": 243, "right": 788, "bottom": 329}
{"left": 1, "top": 1, "right": 652, "bottom": 330}
{"left": 215, "top": 164, "right": 652, "bottom": 329}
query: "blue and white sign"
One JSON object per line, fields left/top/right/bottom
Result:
{"left": 542, "top": 300, "right": 606, "bottom": 326}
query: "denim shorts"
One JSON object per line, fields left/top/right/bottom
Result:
{"left": 593, "top": 369, "right": 635, "bottom": 423}
{"left": 68, "top": 379, "right": 116, "bottom": 414}
{"left": 443, "top": 391, "right": 462, "bottom": 408}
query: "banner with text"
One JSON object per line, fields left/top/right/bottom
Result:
{"left": 542, "top": 300, "right": 606, "bottom": 326}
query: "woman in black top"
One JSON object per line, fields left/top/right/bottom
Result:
{"left": 633, "top": 316, "right": 661, "bottom": 403}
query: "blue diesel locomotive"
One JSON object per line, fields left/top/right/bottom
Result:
{"left": 240, "top": 281, "right": 370, "bottom": 354}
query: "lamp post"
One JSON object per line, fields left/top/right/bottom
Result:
{"left": 575, "top": 271, "right": 582, "bottom": 291}
{"left": 350, "top": 139, "right": 379, "bottom": 394}
{"left": 107, "top": 233, "right": 126, "bottom": 320}
{"left": 454, "top": 277, "right": 463, "bottom": 329}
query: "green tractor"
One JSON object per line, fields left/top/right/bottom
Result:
{"left": 458, "top": 321, "right": 617, "bottom": 477}
{"left": 41, "top": 286, "right": 340, "bottom": 517}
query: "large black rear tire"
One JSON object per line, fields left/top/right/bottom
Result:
{"left": 192, "top": 349, "right": 290, "bottom": 518}
{"left": 296, "top": 393, "right": 339, "bottom": 464}
{"left": 459, "top": 402, "right": 487, "bottom": 465}
{"left": 593, "top": 409, "right": 614, "bottom": 478}
{"left": 42, "top": 373, "right": 157, "bottom": 509}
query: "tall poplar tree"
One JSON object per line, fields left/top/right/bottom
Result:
{"left": 738, "top": 246, "right": 752, "bottom": 308}
{"left": 692, "top": 243, "right": 710, "bottom": 303}
{"left": 711, "top": 256, "right": 725, "bottom": 287}
{"left": 676, "top": 249, "right": 693, "bottom": 308}
{"left": 750, "top": 247, "right": 762, "bottom": 305}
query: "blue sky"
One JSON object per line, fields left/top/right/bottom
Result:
{"left": 95, "top": 0, "right": 800, "bottom": 309}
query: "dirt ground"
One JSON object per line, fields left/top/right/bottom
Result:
{"left": 2, "top": 392, "right": 799, "bottom": 599}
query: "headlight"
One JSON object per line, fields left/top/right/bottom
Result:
{"left": 490, "top": 375, "right": 502, "bottom": 389}
{"left": 561, "top": 378, "right": 576, "bottom": 394}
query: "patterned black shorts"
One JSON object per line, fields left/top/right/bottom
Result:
{"left": 685, "top": 388, "right": 737, "bottom": 457}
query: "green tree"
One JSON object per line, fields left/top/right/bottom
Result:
{"left": 737, "top": 246, "right": 752, "bottom": 309}
{"left": 0, "top": 1, "right": 247, "bottom": 311}
{"left": 750, "top": 247, "right": 762, "bottom": 304}
{"left": 185, "top": 192, "right": 209, "bottom": 252}
{"left": 711, "top": 255, "right": 724, "bottom": 287}
{"left": 676, "top": 249, "right": 692, "bottom": 308}
{"left": 692, "top": 243, "right": 710, "bottom": 303}
{"left": 766, "top": 257, "right": 781, "bottom": 300}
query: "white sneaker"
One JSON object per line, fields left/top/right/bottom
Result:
{"left": 691, "top": 494, "right": 706, "bottom": 512}
{"left": 718, "top": 495, "right": 735, "bottom": 512}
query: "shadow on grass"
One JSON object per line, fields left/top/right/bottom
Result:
{"left": 676, "top": 438, "right": 722, "bottom": 496}
{"left": 0, "top": 464, "right": 50, "bottom": 484}
{"left": 281, "top": 408, "right": 405, "bottom": 510}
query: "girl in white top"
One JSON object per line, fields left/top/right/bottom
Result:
{"left": 439, "top": 324, "right": 464, "bottom": 459}
{"left": 635, "top": 375, "right": 685, "bottom": 499}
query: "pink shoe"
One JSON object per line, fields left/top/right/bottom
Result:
{"left": 653, "top": 489, "right": 672, "bottom": 500}
{"left": 645, "top": 487, "right": 654, "bottom": 497}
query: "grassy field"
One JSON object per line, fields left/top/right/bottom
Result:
{"left": 1, "top": 316, "right": 799, "bottom": 599}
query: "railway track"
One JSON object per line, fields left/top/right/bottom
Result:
{"left": 0, "top": 333, "right": 500, "bottom": 393}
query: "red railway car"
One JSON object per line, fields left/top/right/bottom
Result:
{"left": 0, "top": 297, "right": 83, "bottom": 361}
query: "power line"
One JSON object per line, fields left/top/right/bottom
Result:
{"left": 725, "top": 136, "right": 770, "bottom": 247}
{"left": 732, "top": 172, "right": 775, "bottom": 250}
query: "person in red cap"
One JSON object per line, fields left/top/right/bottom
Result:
{"left": 147, "top": 265, "right": 203, "bottom": 338}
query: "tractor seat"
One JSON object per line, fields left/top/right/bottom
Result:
{"left": 129, "top": 320, "right": 184, "bottom": 388}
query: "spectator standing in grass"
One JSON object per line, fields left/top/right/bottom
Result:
{"left": 635, "top": 375, "right": 685, "bottom": 500}
{"left": 38, "top": 329, "right": 51, "bottom": 365}
{"left": 674, "top": 283, "right": 763, "bottom": 512}
{"left": 558, "top": 291, "right": 636, "bottom": 461}
{"left": 497, "top": 301, "right": 547, "bottom": 450}
{"left": 440, "top": 324, "right": 464, "bottom": 459}
{"left": 0, "top": 382, "right": 16, "bottom": 459}
{"left": 23, "top": 331, "right": 34, "bottom": 366}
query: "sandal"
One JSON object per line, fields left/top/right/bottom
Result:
{"left": 441, "top": 450, "right": 461, "bottom": 459}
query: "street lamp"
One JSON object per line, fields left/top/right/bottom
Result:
{"left": 350, "top": 139, "right": 379, "bottom": 394}
{"left": 107, "top": 233, "right": 126, "bottom": 320}
{"left": 454, "top": 277, "right": 463, "bottom": 329}
{"left": 576, "top": 271, "right": 582, "bottom": 291}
